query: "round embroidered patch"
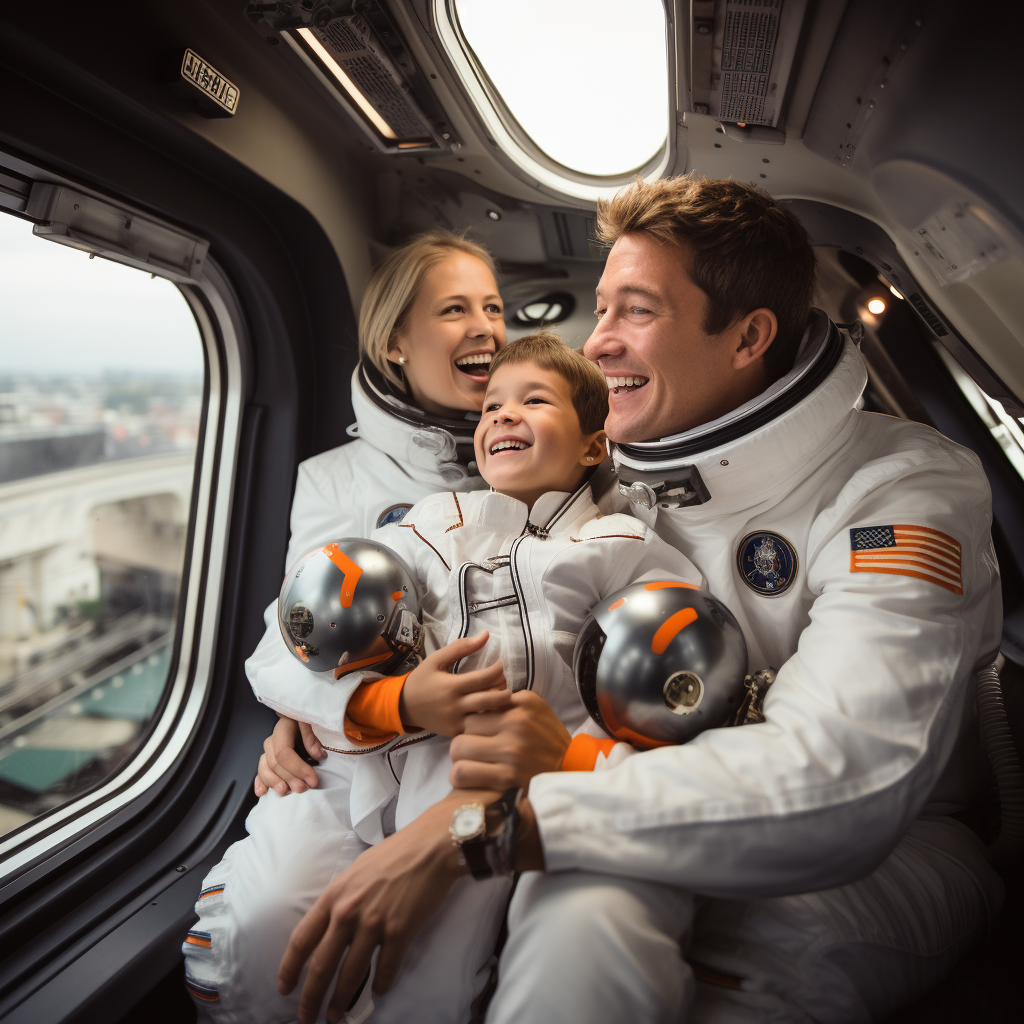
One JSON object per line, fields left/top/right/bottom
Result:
{"left": 376, "top": 503, "right": 413, "bottom": 529}
{"left": 736, "top": 531, "right": 799, "bottom": 597}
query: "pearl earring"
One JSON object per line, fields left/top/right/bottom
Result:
{"left": 585, "top": 456, "right": 594, "bottom": 463}
{"left": 397, "top": 356, "right": 407, "bottom": 365}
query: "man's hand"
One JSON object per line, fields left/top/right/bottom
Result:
{"left": 254, "top": 716, "right": 326, "bottom": 797}
{"left": 277, "top": 790, "right": 490, "bottom": 1024}
{"left": 448, "top": 690, "right": 572, "bottom": 791}
{"left": 399, "top": 631, "right": 511, "bottom": 736}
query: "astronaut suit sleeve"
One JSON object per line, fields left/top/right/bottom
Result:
{"left": 245, "top": 467, "right": 426, "bottom": 752}
{"left": 528, "top": 452, "right": 1002, "bottom": 899}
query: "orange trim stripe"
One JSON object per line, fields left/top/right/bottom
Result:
{"left": 651, "top": 607, "right": 698, "bottom": 655}
{"left": 687, "top": 959, "right": 743, "bottom": 990}
{"left": 561, "top": 734, "right": 618, "bottom": 771}
{"left": 644, "top": 580, "right": 700, "bottom": 591}
{"left": 185, "top": 931, "right": 212, "bottom": 948}
{"left": 613, "top": 725, "right": 674, "bottom": 749}
{"left": 322, "top": 544, "right": 363, "bottom": 608}
{"left": 198, "top": 885, "right": 224, "bottom": 899}
{"left": 185, "top": 982, "right": 220, "bottom": 1002}
{"left": 608, "top": 598, "right": 625, "bottom": 611}
{"left": 333, "top": 651, "right": 392, "bottom": 679}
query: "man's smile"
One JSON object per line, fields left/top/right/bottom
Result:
{"left": 606, "top": 374, "right": 650, "bottom": 394}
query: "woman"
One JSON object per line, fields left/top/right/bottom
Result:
{"left": 184, "top": 230, "right": 506, "bottom": 1020}
{"left": 253, "top": 232, "right": 507, "bottom": 794}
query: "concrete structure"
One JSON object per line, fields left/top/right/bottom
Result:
{"left": 0, "top": 451, "right": 194, "bottom": 684}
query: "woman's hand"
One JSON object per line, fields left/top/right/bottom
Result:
{"left": 398, "top": 631, "right": 511, "bottom": 737}
{"left": 448, "top": 690, "right": 572, "bottom": 791}
{"left": 254, "top": 715, "right": 326, "bottom": 797}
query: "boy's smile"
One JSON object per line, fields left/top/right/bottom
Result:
{"left": 474, "top": 362, "right": 605, "bottom": 510}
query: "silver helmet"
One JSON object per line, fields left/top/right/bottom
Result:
{"left": 572, "top": 582, "right": 748, "bottom": 748}
{"left": 278, "top": 538, "right": 423, "bottom": 676}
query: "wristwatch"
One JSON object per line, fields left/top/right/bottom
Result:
{"left": 449, "top": 787, "right": 521, "bottom": 880}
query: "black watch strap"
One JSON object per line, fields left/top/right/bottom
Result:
{"left": 462, "top": 787, "right": 521, "bottom": 880}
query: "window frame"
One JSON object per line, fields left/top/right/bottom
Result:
{"left": 431, "top": 0, "right": 677, "bottom": 202}
{"left": 0, "top": 158, "right": 245, "bottom": 881}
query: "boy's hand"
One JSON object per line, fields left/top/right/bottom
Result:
{"left": 254, "top": 715, "right": 326, "bottom": 797}
{"left": 398, "top": 631, "right": 511, "bottom": 737}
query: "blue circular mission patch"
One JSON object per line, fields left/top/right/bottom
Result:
{"left": 737, "top": 531, "right": 799, "bottom": 596}
{"left": 376, "top": 503, "right": 413, "bottom": 528}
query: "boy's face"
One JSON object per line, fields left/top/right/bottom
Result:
{"left": 474, "top": 361, "right": 606, "bottom": 509}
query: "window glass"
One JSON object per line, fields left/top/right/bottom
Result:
{"left": 452, "top": 0, "right": 669, "bottom": 176}
{"left": 0, "top": 212, "right": 203, "bottom": 838}
{"left": 934, "top": 343, "right": 1024, "bottom": 480}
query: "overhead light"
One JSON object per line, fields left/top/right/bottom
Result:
{"left": 296, "top": 28, "right": 397, "bottom": 140}
{"left": 247, "top": 4, "right": 446, "bottom": 153}
{"left": 867, "top": 297, "right": 887, "bottom": 315}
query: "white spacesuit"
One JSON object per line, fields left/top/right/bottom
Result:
{"left": 185, "top": 363, "right": 703, "bottom": 1023}
{"left": 487, "top": 312, "right": 1006, "bottom": 1024}
{"left": 183, "top": 363, "right": 488, "bottom": 1021}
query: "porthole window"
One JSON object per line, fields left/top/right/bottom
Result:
{"left": 0, "top": 211, "right": 203, "bottom": 841}
{"left": 435, "top": 0, "right": 673, "bottom": 201}
{"left": 513, "top": 292, "right": 576, "bottom": 327}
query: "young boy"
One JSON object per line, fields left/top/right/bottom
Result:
{"left": 185, "top": 334, "right": 702, "bottom": 1024}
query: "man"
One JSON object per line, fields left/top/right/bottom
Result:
{"left": 278, "top": 177, "right": 1004, "bottom": 1024}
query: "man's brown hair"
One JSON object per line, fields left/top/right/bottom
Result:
{"left": 596, "top": 176, "right": 816, "bottom": 378}
{"left": 488, "top": 332, "right": 608, "bottom": 435}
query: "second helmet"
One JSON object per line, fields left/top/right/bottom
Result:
{"left": 573, "top": 581, "right": 748, "bottom": 748}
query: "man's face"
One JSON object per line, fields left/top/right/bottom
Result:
{"left": 584, "top": 232, "right": 747, "bottom": 443}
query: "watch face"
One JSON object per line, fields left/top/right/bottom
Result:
{"left": 450, "top": 804, "right": 485, "bottom": 841}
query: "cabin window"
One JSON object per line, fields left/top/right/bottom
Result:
{"left": 0, "top": 211, "right": 203, "bottom": 843}
{"left": 436, "top": 0, "right": 672, "bottom": 200}
{"left": 934, "top": 345, "right": 1024, "bottom": 481}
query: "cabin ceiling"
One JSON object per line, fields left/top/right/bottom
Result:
{"left": 1, "top": 0, "right": 1021, "bottom": 399}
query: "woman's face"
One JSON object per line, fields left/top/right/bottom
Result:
{"left": 388, "top": 251, "right": 506, "bottom": 416}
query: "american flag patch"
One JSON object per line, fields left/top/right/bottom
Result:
{"left": 850, "top": 525, "right": 962, "bottom": 594}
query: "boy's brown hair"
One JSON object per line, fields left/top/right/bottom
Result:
{"left": 596, "top": 175, "right": 816, "bottom": 378}
{"left": 488, "top": 332, "right": 608, "bottom": 435}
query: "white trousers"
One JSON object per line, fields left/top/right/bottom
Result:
{"left": 184, "top": 755, "right": 511, "bottom": 1024}
{"left": 485, "top": 817, "right": 1004, "bottom": 1024}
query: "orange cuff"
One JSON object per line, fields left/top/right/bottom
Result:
{"left": 343, "top": 673, "right": 409, "bottom": 746}
{"left": 560, "top": 734, "right": 617, "bottom": 772}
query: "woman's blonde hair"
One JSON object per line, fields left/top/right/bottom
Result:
{"left": 359, "top": 230, "right": 498, "bottom": 392}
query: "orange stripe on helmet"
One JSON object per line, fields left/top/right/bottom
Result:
{"left": 333, "top": 651, "right": 392, "bottom": 679}
{"left": 323, "top": 544, "right": 364, "bottom": 608}
{"left": 651, "top": 607, "right": 698, "bottom": 655}
{"left": 608, "top": 598, "right": 626, "bottom": 611}
{"left": 392, "top": 590, "right": 403, "bottom": 601}
{"left": 644, "top": 581, "right": 699, "bottom": 591}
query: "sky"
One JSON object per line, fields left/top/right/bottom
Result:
{"left": 455, "top": 0, "right": 669, "bottom": 176}
{"left": 0, "top": 212, "right": 203, "bottom": 377}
